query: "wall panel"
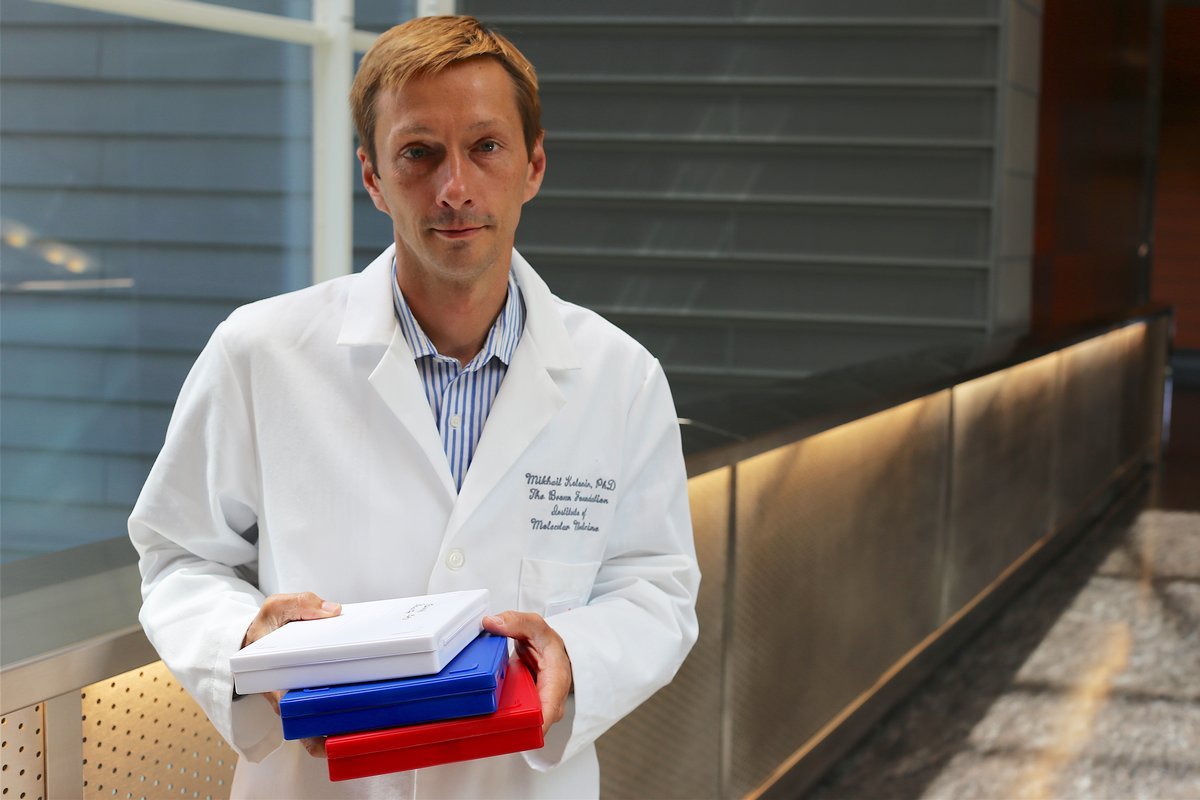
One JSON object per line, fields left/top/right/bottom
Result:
{"left": 1056, "top": 334, "right": 1128, "bottom": 521}
{"left": 729, "top": 393, "right": 950, "bottom": 797}
{"left": 944, "top": 354, "right": 1059, "bottom": 613}
{"left": 597, "top": 467, "right": 729, "bottom": 799}
{"left": 80, "top": 662, "right": 236, "bottom": 800}
{"left": 0, "top": 703, "right": 46, "bottom": 800}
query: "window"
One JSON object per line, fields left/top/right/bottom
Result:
{"left": 0, "top": 0, "right": 409, "bottom": 562}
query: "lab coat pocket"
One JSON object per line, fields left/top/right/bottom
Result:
{"left": 518, "top": 558, "right": 601, "bottom": 619}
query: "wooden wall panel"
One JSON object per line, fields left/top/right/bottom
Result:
{"left": 1151, "top": 6, "right": 1200, "bottom": 351}
{"left": 1032, "top": 0, "right": 1154, "bottom": 331}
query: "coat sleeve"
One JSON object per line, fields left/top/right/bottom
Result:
{"left": 128, "top": 323, "right": 283, "bottom": 762}
{"left": 528, "top": 358, "right": 701, "bottom": 770}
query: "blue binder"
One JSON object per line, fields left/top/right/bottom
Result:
{"left": 280, "top": 632, "right": 509, "bottom": 740}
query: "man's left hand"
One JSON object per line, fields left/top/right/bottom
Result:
{"left": 482, "top": 611, "right": 573, "bottom": 735}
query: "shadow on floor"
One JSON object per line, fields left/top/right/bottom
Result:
{"left": 803, "top": 496, "right": 1149, "bottom": 800}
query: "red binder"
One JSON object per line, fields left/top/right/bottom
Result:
{"left": 325, "top": 658, "right": 544, "bottom": 781}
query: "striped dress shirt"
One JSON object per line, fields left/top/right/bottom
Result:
{"left": 391, "top": 262, "right": 525, "bottom": 491}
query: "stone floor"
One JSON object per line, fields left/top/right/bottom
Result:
{"left": 806, "top": 385, "right": 1200, "bottom": 800}
{"left": 805, "top": 507, "right": 1200, "bottom": 800}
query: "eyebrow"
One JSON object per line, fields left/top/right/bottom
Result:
{"left": 391, "top": 119, "right": 504, "bottom": 138}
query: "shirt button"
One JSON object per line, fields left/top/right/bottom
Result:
{"left": 449, "top": 414, "right": 462, "bottom": 430}
{"left": 446, "top": 548, "right": 465, "bottom": 570}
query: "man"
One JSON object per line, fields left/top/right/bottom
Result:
{"left": 129, "top": 15, "right": 699, "bottom": 800}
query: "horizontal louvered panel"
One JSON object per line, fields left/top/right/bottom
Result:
{"left": 2, "top": 134, "right": 312, "bottom": 193}
{"left": 1, "top": 295, "right": 226, "bottom": 351}
{"left": 550, "top": 131, "right": 993, "bottom": 150}
{"left": 470, "top": 0, "right": 998, "bottom": 20}
{"left": 537, "top": 189, "right": 989, "bottom": 211}
{"left": 544, "top": 140, "right": 992, "bottom": 202}
{"left": 601, "top": 306, "right": 983, "bottom": 329}
{"left": 0, "top": 27, "right": 307, "bottom": 81}
{"left": 0, "top": 500, "right": 140, "bottom": 558}
{"left": 617, "top": 317, "right": 981, "bottom": 375}
{"left": 541, "top": 75, "right": 996, "bottom": 89}
{"left": 519, "top": 245, "right": 989, "bottom": 271}
{"left": 518, "top": 202, "right": 989, "bottom": 261}
{"left": 670, "top": 365, "right": 813, "bottom": 383}
{"left": 1, "top": 243, "right": 304, "bottom": 302}
{"left": 485, "top": 17, "right": 1001, "bottom": 29}
{"left": 531, "top": 257, "right": 988, "bottom": 323}
{"left": 1, "top": 397, "right": 171, "bottom": 456}
{"left": 541, "top": 83, "right": 994, "bottom": 140}
{"left": 1, "top": 345, "right": 192, "bottom": 404}
{"left": 498, "top": 25, "right": 996, "bottom": 81}
{"left": 1, "top": 448, "right": 151, "bottom": 507}
{"left": 0, "top": 83, "right": 311, "bottom": 136}
{"left": 4, "top": 188, "right": 307, "bottom": 247}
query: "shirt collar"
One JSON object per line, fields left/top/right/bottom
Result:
{"left": 391, "top": 258, "right": 524, "bottom": 370}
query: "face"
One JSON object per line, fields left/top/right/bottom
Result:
{"left": 359, "top": 58, "right": 546, "bottom": 291}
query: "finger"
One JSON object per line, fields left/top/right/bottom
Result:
{"left": 481, "top": 613, "right": 509, "bottom": 637}
{"left": 266, "top": 690, "right": 283, "bottom": 716}
{"left": 532, "top": 647, "right": 572, "bottom": 733}
{"left": 268, "top": 592, "right": 341, "bottom": 627}
{"left": 244, "top": 592, "right": 341, "bottom": 648}
{"left": 483, "top": 611, "right": 549, "bottom": 647}
{"left": 537, "top": 673, "right": 570, "bottom": 732}
{"left": 301, "top": 736, "right": 327, "bottom": 758}
{"left": 487, "top": 612, "right": 573, "bottom": 733}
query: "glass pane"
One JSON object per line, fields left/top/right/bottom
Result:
{"left": 357, "top": 0, "right": 414, "bottom": 36}
{"left": 0, "top": 1, "right": 312, "bottom": 562}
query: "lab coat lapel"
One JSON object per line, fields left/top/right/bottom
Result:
{"left": 339, "top": 246, "right": 456, "bottom": 500}
{"left": 444, "top": 250, "right": 579, "bottom": 540}
{"left": 446, "top": 334, "right": 564, "bottom": 537}
{"left": 368, "top": 328, "right": 457, "bottom": 499}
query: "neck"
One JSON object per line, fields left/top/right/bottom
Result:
{"left": 397, "top": 265, "right": 509, "bottom": 366}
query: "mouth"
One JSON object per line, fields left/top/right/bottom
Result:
{"left": 431, "top": 225, "right": 485, "bottom": 240}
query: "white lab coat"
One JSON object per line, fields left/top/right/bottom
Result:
{"left": 129, "top": 247, "right": 700, "bottom": 799}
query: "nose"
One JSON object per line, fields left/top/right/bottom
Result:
{"left": 435, "top": 150, "right": 473, "bottom": 210}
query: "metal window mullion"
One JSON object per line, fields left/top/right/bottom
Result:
{"left": 32, "top": 0, "right": 326, "bottom": 45}
{"left": 44, "top": 691, "right": 83, "bottom": 799}
{"left": 34, "top": 0, "right": 385, "bottom": 52}
{"left": 312, "top": 0, "right": 356, "bottom": 285}
{"left": 417, "top": 0, "right": 458, "bottom": 16}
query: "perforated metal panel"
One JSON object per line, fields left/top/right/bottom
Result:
{"left": 729, "top": 393, "right": 951, "bottom": 797}
{"left": 81, "top": 661, "right": 235, "bottom": 800}
{"left": 1, "top": 703, "right": 45, "bottom": 800}
{"left": 597, "top": 467, "right": 729, "bottom": 800}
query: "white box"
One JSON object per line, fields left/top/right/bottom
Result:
{"left": 231, "top": 589, "right": 489, "bottom": 695}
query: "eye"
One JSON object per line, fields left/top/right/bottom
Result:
{"left": 402, "top": 146, "right": 430, "bottom": 160}
{"left": 478, "top": 140, "right": 499, "bottom": 153}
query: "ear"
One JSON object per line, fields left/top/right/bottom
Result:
{"left": 358, "top": 146, "right": 391, "bottom": 215}
{"left": 522, "top": 133, "right": 546, "bottom": 204}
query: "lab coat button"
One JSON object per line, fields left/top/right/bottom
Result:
{"left": 446, "top": 548, "right": 465, "bottom": 570}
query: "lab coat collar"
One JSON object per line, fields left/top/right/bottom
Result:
{"left": 337, "top": 245, "right": 580, "bottom": 373}
{"left": 337, "top": 244, "right": 582, "bottom": 508}
{"left": 509, "top": 248, "right": 580, "bottom": 371}
{"left": 336, "top": 244, "right": 401, "bottom": 348}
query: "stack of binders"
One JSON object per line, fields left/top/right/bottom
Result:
{"left": 229, "top": 589, "right": 544, "bottom": 781}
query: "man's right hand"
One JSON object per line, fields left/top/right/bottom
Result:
{"left": 240, "top": 591, "right": 342, "bottom": 759}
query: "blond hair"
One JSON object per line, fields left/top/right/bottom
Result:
{"left": 350, "top": 15, "right": 542, "bottom": 167}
